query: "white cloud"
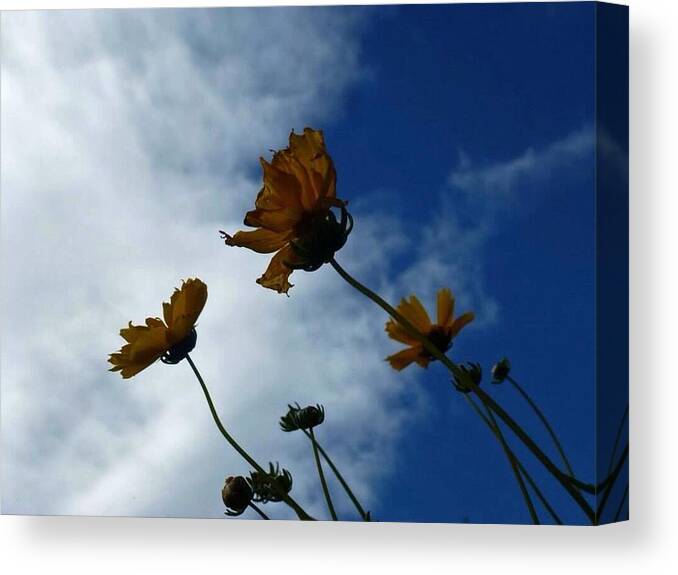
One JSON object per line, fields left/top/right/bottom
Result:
{"left": 1, "top": 8, "right": 428, "bottom": 520}
{"left": 449, "top": 126, "right": 594, "bottom": 204}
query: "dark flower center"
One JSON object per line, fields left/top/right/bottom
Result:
{"left": 288, "top": 203, "right": 353, "bottom": 272}
{"left": 420, "top": 326, "right": 453, "bottom": 360}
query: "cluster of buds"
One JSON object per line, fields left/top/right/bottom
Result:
{"left": 453, "top": 362, "right": 482, "bottom": 394}
{"left": 491, "top": 357, "right": 511, "bottom": 384}
{"left": 248, "top": 462, "right": 293, "bottom": 504}
{"left": 279, "top": 403, "right": 325, "bottom": 432}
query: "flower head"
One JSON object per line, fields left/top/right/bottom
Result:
{"left": 279, "top": 403, "right": 325, "bottom": 432}
{"left": 221, "top": 128, "right": 351, "bottom": 294}
{"left": 385, "top": 288, "right": 474, "bottom": 371}
{"left": 108, "top": 278, "right": 207, "bottom": 378}
{"left": 453, "top": 362, "right": 482, "bottom": 393}
{"left": 491, "top": 357, "right": 511, "bottom": 383}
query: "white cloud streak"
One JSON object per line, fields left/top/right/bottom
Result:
{"left": 1, "top": 8, "right": 428, "bottom": 519}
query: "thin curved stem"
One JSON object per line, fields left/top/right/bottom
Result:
{"left": 596, "top": 444, "right": 629, "bottom": 524}
{"left": 185, "top": 354, "right": 314, "bottom": 521}
{"left": 506, "top": 375, "right": 576, "bottom": 478}
{"left": 249, "top": 502, "right": 270, "bottom": 520}
{"left": 481, "top": 401, "right": 539, "bottom": 524}
{"left": 301, "top": 429, "right": 370, "bottom": 521}
{"left": 309, "top": 427, "right": 338, "bottom": 520}
{"left": 607, "top": 405, "right": 629, "bottom": 477}
{"left": 330, "top": 257, "right": 595, "bottom": 523}
{"left": 613, "top": 483, "right": 629, "bottom": 522}
{"left": 464, "top": 394, "right": 562, "bottom": 525}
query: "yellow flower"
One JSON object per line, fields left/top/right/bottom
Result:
{"left": 222, "top": 127, "right": 349, "bottom": 294}
{"left": 385, "top": 288, "right": 474, "bottom": 371}
{"left": 108, "top": 278, "right": 208, "bottom": 379}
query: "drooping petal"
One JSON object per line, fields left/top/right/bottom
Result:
{"left": 225, "top": 228, "right": 293, "bottom": 254}
{"left": 385, "top": 317, "right": 420, "bottom": 346}
{"left": 256, "top": 244, "right": 303, "bottom": 294}
{"left": 437, "top": 288, "right": 455, "bottom": 327}
{"left": 449, "top": 311, "right": 475, "bottom": 339}
{"left": 385, "top": 346, "right": 424, "bottom": 371}
{"left": 397, "top": 295, "right": 433, "bottom": 334}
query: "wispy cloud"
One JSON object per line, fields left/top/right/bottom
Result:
{"left": 449, "top": 126, "right": 594, "bottom": 206}
{"left": 1, "top": 8, "right": 424, "bottom": 519}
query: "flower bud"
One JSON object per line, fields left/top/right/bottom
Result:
{"left": 222, "top": 475, "right": 252, "bottom": 515}
{"left": 279, "top": 403, "right": 325, "bottom": 432}
{"left": 491, "top": 357, "right": 511, "bottom": 383}
{"left": 453, "top": 362, "right": 482, "bottom": 393}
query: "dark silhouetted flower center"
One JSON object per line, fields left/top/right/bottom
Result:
{"left": 420, "top": 326, "right": 453, "bottom": 360}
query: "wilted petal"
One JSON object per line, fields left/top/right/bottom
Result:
{"left": 256, "top": 244, "right": 302, "bottom": 294}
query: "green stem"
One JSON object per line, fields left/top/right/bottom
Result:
{"left": 185, "top": 354, "right": 314, "bottom": 521}
{"left": 596, "top": 444, "right": 629, "bottom": 524}
{"left": 506, "top": 375, "right": 576, "bottom": 478}
{"left": 301, "top": 429, "right": 370, "bottom": 521}
{"left": 481, "top": 401, "right": 540, "bottom": 524}
{"left": 330, "top": 257, "right": 595, "bottom": 523}
{"left": 249, "top": 502, "right": 270, "bottom": 520}
{"left": 465, "top": 394, "right": 562, "bottom": 525}
{"left": 309, "top": 427, "right": 338, "bottom": 520}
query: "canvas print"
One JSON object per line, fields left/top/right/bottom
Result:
{"left": 0, "top": 2, "right": 629, "bottom": 525}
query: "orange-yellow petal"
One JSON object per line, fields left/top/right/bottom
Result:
{"left": 436, "top": 288, "right": 455, "bottom": 328}
{"left": 109, "top": 322, "right": 169, "bottom": 379}
{"left": 449, "top": 311, "right": 475, "bottom": 338}
{"left": 258, "top": 158, "right": 304, "bottom": 211}
{"left": 385, "top": 317, "right": 420, "bottom": 346}
{"left": 256, "top": 244, "right": 303, "bottom": 294}
{"left": 386, "top": 346, "right": 423, "bottom": 371}
{"left": 396, "top": 295, "right": 432, "bottom": 334}
{"left": 244, "top": 207, "right": 303, "bottom": 233}
{"left": 165, "top": 278, "right": 208, "bottom": 344}
{"left": 226, "top": 228, "right": 293, "bottom": 254}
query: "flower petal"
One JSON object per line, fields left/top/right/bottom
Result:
{"left": 226, "top": 228, "right": 293, "bottom": 254}
{"left": 437, "top": 288, "right": 455, "bottom": 327}
{"left": 396, "top": 295, "right": 432, "bottom": 334}
{"left": 109, "top": 323, "right": 169, "bottom": 379}
{"left": 258, "top": 158, "right": 304, "bottom": 211}
{"left": 385, "top": 317, "right": 420, "bottom": 346}
{"left": 244, "top": 207, "right": 303, "bottom": 233}
{"left": 256, "top": 244, "right": 303, "bottom": 294}
{"left": 449, "top": 311, "right": 475, "bottom": 338}
{"left": 386, "top": 346, "right": 423, "bottom": 371}
{"left": 166, "top": 278, "right": 208, "bottom": 344}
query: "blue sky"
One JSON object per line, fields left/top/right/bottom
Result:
{"left": 1, "top": 3, "right": 626, "bottom": 524}
{"left": 327, "top": 2, "right": 602, "bottom": 524}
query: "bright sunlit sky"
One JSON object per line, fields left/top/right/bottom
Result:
{"left": 1, "top": 3, "right": 626, "bottom": 524}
